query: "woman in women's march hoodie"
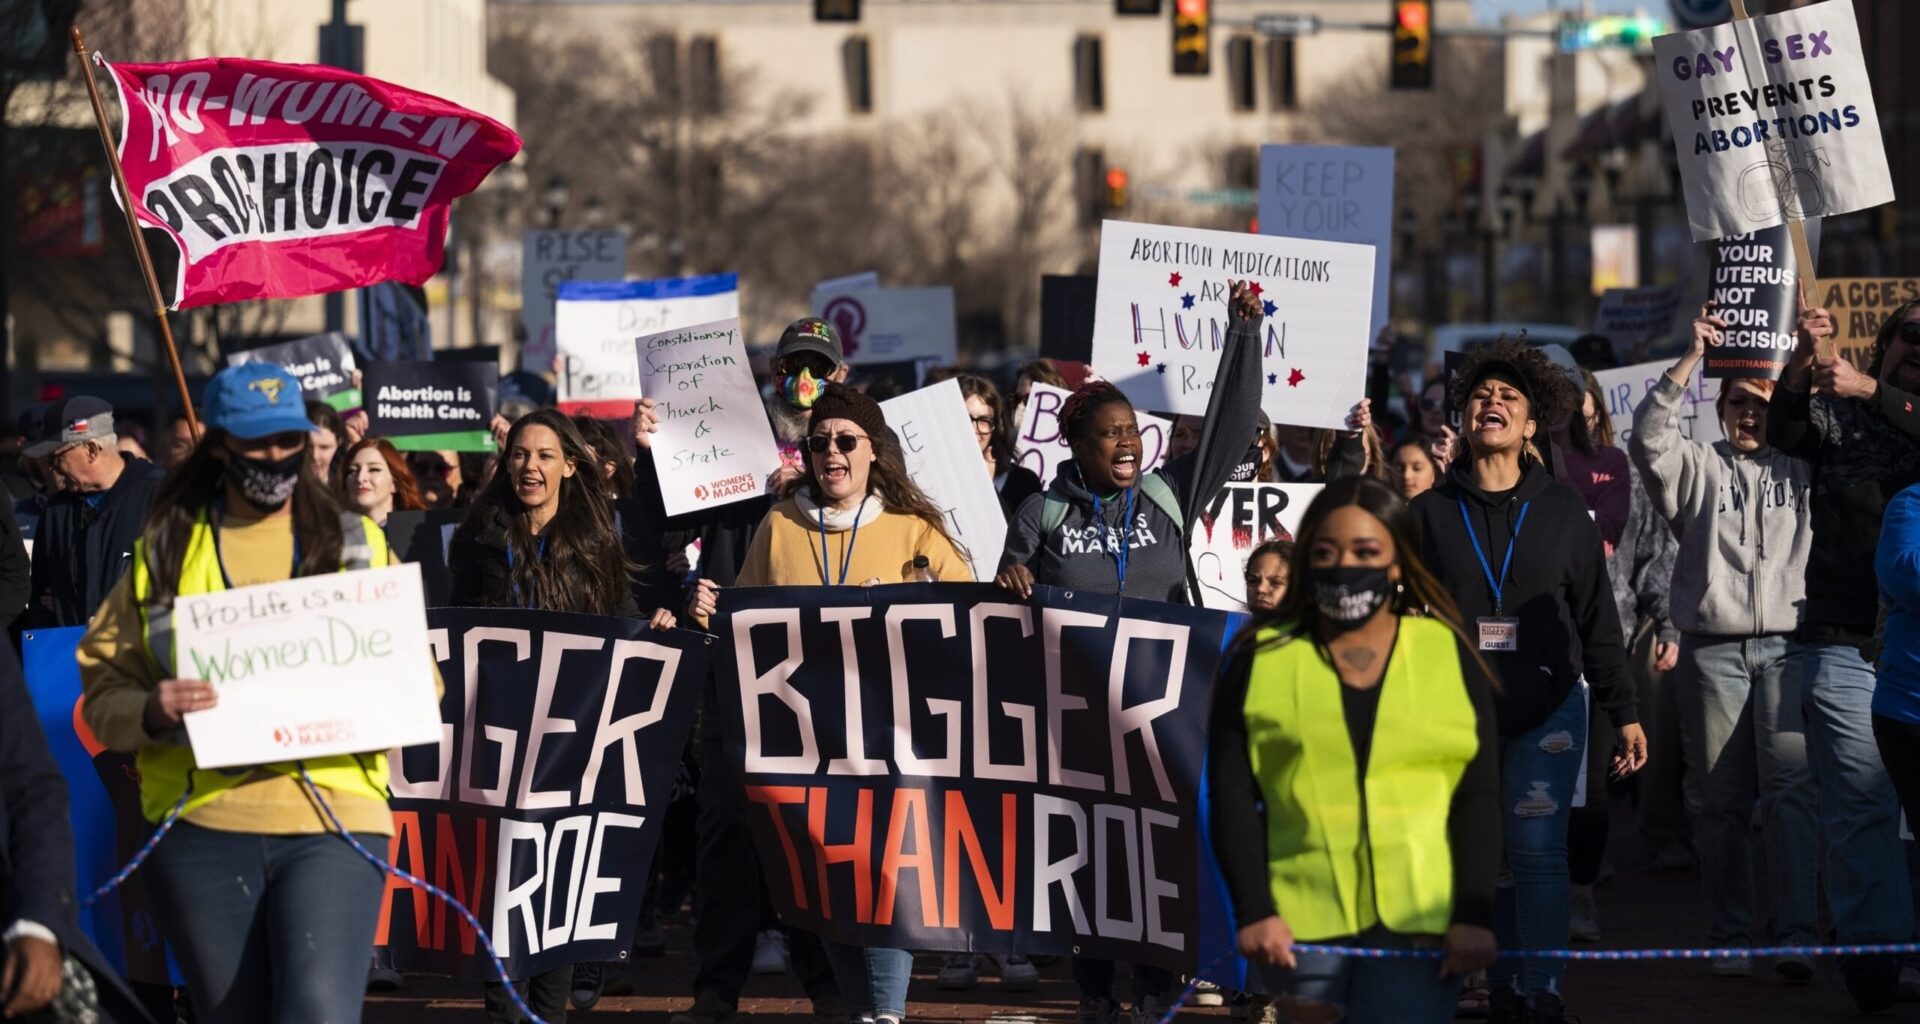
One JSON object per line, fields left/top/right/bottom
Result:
{"left": 1630, "top": 302, "right": 1818, "bottom": 979}
{"left": 1409, "top": 339, "right": 1644, "bottom": 1024}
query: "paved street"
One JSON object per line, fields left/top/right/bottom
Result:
{"left": 365, "top": 798, "right": 1911, "bottom": 1024}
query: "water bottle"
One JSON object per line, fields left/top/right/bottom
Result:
{"left": 908, "top": 554, "right": 936, "bottom": 583}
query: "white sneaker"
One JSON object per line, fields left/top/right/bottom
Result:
{"left": 938, "top": 954, "right": 979, "bottom": 990}
{"left": 988, "top": 954, "right": 1039, "bottom": 991}
{"left": 1711, "top": 955, "right": 1754, "bottom": 977}
{"left": 1899, "top": 964, "right": 1920, "bottom": 1001}
{"left": 1189, "top": 979, "right": 1225, "bottom": 1007}
{"left": 751, "top": 930, "right": 790, "bottom": 976}
{"left": 1569, "top": 886, "right": 1601, "bottom": 943}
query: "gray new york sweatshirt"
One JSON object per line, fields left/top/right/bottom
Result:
{"left": 1629, "top": 374, "right": 1813, "bottom": 637}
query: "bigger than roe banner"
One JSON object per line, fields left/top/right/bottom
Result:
{"left": 376, "top": 609, "right": 708, "bottom": 980}
{"left": 100, "top": 57, "right": 520, "bottom": 308}
{"left": 713, "top": 584, "right": 1243, "bottom": 971}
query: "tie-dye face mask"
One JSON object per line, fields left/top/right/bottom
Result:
{"left": 783, "top": 367, "right": 823, "bottom": 409}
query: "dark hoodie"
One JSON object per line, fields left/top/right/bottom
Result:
{"left": 1411, "top": 458, "right": 1636, "bottom": 736}
{"left": 448, "top": 503, "right": 642, "bottom": 618}
{"left": 26, "top": 457, "right": 162, "bottom": 628}
{"left": 999, "top": 318, "right": 1266, "bottom": 604}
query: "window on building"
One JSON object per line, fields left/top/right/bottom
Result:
{"left": 843, "top": 36, "right": 873, "bottom": 114}
{"left": 1268, "top": 36, "right": 1298, "bottom": 109}
{"left": 689, "top": 36, "right": 721, "bottom": 113}
{"left": 1075, "top": 148, "right": 1107, "bottom": 228}
{"left": 647, "top": 34, "right": 679, "bottom": 102}
{"left": 1074, "top": 35, "right": 1105, "bottom": 113}
{"left": 1227, "top": 35, "right": 1255, "bottom": 112}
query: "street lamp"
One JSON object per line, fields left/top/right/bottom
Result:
{"left": 543, "top": 176, "right": 570, "bottom": 229}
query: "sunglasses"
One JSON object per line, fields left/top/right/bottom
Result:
{"left": 1420, "top": 397, "right": 1446, "bottom": 412}
{"left": 806, "top": 433, "right": 867, "bottom": 454}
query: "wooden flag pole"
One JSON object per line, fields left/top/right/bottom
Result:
{"left": 1727, "top": 0, "right": 1825, "bottom": 356}
{"left": 70, "top": 26, "right": 202, "bottom": 440}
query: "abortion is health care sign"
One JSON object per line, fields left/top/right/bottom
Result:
{"left": 176, "top": 563, "right": 441, "bottom": 769}
{"left": 1651, "top": 0, "right": 1893, "bottom": 241}
{"left": 1090, "top": 221, "right": 1373, "bottom": 431}
{"left": 555, "top": 274, "right": 739, "bottom": 416}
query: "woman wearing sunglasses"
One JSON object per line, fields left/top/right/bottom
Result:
{"left": 680, "top": 383, "right": 969, "bottom": 1024}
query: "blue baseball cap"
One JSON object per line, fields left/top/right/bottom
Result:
{"left": 204, "top": 363, "right": 312, "bottom": 440}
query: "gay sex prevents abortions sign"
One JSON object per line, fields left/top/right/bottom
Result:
{"left": 556, "top": 274, "right": 740, "bottom": 416}
{"left": 377, "top": 608, "right": 708, "bottom": 980}
{"left": 99, "top": 57, "right": 520, "bottom": 308}
{"left": 712, "top": 584, "right": 1244, "bottom": 971}
{"left": 1091, "top": 220, "right": 1373, "bottom": 430}
{"left": 639, "top": 318, "right": 782, "bottom": 517}
{"left": 1651, "top": 0, "right": 1892, "bottom": 240}
{"left": 174, "top": 563, "right": 442, "bottom": 769}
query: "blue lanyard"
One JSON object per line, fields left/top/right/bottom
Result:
{"left": 817, "top": 503, "right": 866, "bottom": 585}
{"left": 208, "top": 502, "right": 301, "bottom": 590}
{"left": 505, "top": 534, "right": 548, "bottom": 609}
{"left": 1091, "top": 487, "right": 1136, "bottom": 595}
{"left": 1457, "top": 498, "right": 1530, "bottom": 616}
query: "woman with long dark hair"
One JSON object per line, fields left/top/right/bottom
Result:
{"left": 955, "top": 373, "right": 1043, "bottom": 520}
{"left": 681, "top": 384, "right": 971, "bottom": 1024}
{"left": 450, "top": 409, "right": 675, "bottom": 1020}
{"left": 77, "top": 363, "right": 418, "bottom": 1024}
{"left": 1409, "top": 339, "right": 1645, "bottom": 1024}
{"left": 1211, "top": 477, "right": 1499, "bottom": 1022}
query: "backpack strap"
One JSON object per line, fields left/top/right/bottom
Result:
{"left": 1136, "top": 473, "right": 1184, "bottom": 536}
{"left": 1041, "top": 493, "right": 1071, "bottom": 537}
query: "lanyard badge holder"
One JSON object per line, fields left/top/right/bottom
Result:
{"left": 1458, "top": 498, "right": 1529, "bottom": 652}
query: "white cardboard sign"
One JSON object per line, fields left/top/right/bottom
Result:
{"left": 813, "top": 286, "right": 958, "bottom": 365}
{"left": 879, "top": 379, "right": 1007, "bottom": 584}
{"left": 521, "top": 230, "right": 626, "bottom": 372}
{"left": 555, "top": 273, "right": 740, "bottom": 415}
{"left": 1090, "top": 220, "right": 1374, "bottom": 430}
{"left": 1188, "top": 483, "right": 1320, "bottom": 612}
{"left": 1012, "top": 382, "right": 1172, "bottom": 488}
{"left": 1592, "top": 360, "right": 1725, "bottom": 448}
{"left": 177, "top": 563, "right": 441, "bottom": 769}
{"left": 638, "top": 317, "right": 783, "bottom": 517}
{"left": 1651, "top": 0, "right": 1893, "bottom": 241}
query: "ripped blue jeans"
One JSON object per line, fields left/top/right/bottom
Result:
{"left": 1491, "top": 682, "right": 1587, "bottom": 1000}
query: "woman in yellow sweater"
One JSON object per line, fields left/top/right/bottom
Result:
{"left": 663, "top": 383, "right": 968, "bottom": 1024}
{"left": 77, "top": 363, "right": 424, "bottom": 1024}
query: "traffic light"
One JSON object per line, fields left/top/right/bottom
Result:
{"left": 1173, "top": 0, "right": 1209, "bottom": 76}
{"left": 1105, "top": 167, "right": 1130, "bottom": 210}
{"left": 815, "top": 0, "right": 860, "bottom": 22}
{"left": 1391, "top": 0, "right": 1433, "bottom": 90}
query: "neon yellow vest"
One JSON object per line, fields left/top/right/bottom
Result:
{"left": 1243, "top": 615, "right": 1479, "bottom": 940}
{"left": 128, "top": 508, "right": 395, "bottom": 823}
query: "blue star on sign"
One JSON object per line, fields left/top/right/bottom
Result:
{"left": 1181, "top": 293, "right": 1196, "bottom": 310}
{"left": 1267, "top": 373, "right": 1278, "bottom": 385}
{"left": 1262, "top": 299, "right": 1277, "bottom": 317}
{"left": 1156, "top": 363, "right": 1167, "bottom": 374}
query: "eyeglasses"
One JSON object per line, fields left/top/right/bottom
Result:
{"left": 806, "top": 433, "right": 868, "bottom": 454}
{"left": 970, "top": 415, "right": 996, "bottom": 433}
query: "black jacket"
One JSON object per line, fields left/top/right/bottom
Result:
{"left": 1, "top": 648, "right": 154, "bottom": 1023}
{"left": 447, "top": 503, "right": 641, "bottom": 618}
{"left": 26, "top": 459, "right": 162, "bottom": 628}
{"left": 1412, "top": 458, "right": 1636, "bottom": 736}
{"left": 0, "top": 498, "right": 29, "bottom": 635}
{"left": 1766, "top": 382, "right": 1920, "bottom": 643}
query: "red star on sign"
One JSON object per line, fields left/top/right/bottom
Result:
{"left": 1248, "top": 282, "right": 1264, "bottom": 297}
{"left": 1168, "top": 272, "right": 1182, "bottom": 287}
{"left": 1137, "top": 351, "right": 1152, "bottom": 366}
{"left": 1287, "top": 367, "right": 1306, "bottom": 387}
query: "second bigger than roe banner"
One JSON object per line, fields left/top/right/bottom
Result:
{"left": 712, "top": 583, "right": 1245, "bottom": 973}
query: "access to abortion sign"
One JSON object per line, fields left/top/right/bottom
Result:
{"left": 1652, "top": 0, "right": 1893, "bottom": 240}
{"left": 175, "top": 563, "right": 441, "bottom": 768}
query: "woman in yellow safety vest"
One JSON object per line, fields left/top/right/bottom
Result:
{"left": 1208, "top": 476, "right": 1500, "bottom": 1023}
{"left": 77, "top": 362, "right": 418, "bottom": 1024}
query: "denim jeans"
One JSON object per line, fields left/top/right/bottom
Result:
{"left": 1788, "top": 641, "right": 1915, "bottom": 943}
{"left": 821, "top": 941, "right": 913, "bottom": 1019}
{"left": 1492, "top": 683, "right": 1586, "bottom": 999}
{"left": 1676, "top": 633, "right": 1818, "bottom": 946}
{"left": 143, "top": 821, "right": 386, "bottom": 1024}
{"left": 1257, "top": 926, "right": 1460, "bottom": 1024}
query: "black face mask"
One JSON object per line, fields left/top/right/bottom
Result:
{"left": 1312, "top": 565, "right": 1393, "bottom": 631}
{"left": 226, "top": 450, "right": 304, "bottom": 511}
